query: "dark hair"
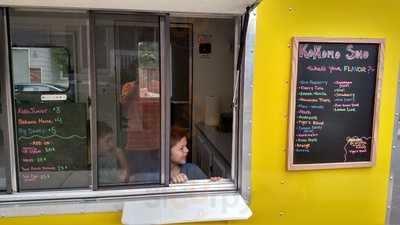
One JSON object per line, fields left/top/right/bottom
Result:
{"left": 97, "top": 121, "right": 113, "bottom": 139}
{"left": 170, "top": 127, "right": 188, "bottom": 147}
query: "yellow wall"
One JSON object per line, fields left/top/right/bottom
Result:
{"left": 249, "top": 0, "right": 399, "bottom": 224}
{"left": 2, "top": 0, "right": 400, "bottom": 224}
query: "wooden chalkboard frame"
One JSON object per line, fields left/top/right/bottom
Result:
{"left": 288, "top": 37, "right": 385, "bottom": 170}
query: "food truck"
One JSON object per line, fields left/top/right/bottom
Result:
{"left": 0, "top": 0, "right": 399, "bottom": 225}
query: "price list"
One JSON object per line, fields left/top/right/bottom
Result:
{"left": 15, "top": 103, "right": 87, "bottom": 189}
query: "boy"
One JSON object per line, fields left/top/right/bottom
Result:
{"left": 97, "top": 121, "right": 129, "bottom": 184}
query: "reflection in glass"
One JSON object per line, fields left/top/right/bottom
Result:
{"left": 10, "top": 10, "right": 90, "bottom": 190}
{"left": 94, "top": 15, "right": 161, "bottom": 186}
{"left": 12, "top": 47, "right": 70, "bottom": 92}
{"left": 97, "top": 121, "right": 129, "bottom": 184}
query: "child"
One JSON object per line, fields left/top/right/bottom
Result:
{"left": 170, "top": 127, "right": 221, "bottom": 184}
{"left": 97, "top": 121, "right": 129, "bottom": 184}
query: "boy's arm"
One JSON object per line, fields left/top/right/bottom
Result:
{"left": 115, "top": 147, "right": 129, "bottom": 182}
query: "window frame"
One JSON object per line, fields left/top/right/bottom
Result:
{"left": 0, "top": 7, "right": 255, "bottom": 214}
{"left": 0, "top": 8, "right": 15, "bottom": 194}
{"left": 237, "top": 9, "right": 256, "bottom": 202}
{"left": 386, "top": 66, "right": 400, "bottom": 224}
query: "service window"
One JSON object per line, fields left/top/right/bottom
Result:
{"left": 0, "top": 6, "right": 254, "bottom": 220}
{"left": 9, "top": 10, "right": 90, "bottom": 190}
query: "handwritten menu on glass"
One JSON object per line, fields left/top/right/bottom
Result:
{"left": 16, "top": 102, "right": 88, "bottom": 189}
{"left": 289, "top": 38, "right": 383, "bottom": 170}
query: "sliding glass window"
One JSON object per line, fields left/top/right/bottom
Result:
{"left": 93, "top": 14, "right": 162, "bottom": 186}
{"left": 9, "top": 10, "right": 90, "bottom": 190}
{"left": 0, "top": 9, "right": 239, "bottom": 198}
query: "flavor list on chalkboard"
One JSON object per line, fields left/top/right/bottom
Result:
{"left": 295, "top": 79, "right": 328, "bottom": 154}
{"left": 289, "top": 38, "right": 383, "bottom": 169}
{"left": 16, "top": 103, "right": 88, "bottom": 189}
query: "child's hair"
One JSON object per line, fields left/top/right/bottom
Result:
{"left": 170, "top": 127, "right": 188, "bottom": 147}
{"left": 97, "top": 121, "right": 113, "bottom": 139}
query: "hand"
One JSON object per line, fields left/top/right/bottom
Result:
{"left": 119, "top": 169, "right": 129, "bottom": 183}
{"left": 171, "top": 173, "right": 188, "bottom": 184}
{"left": 210, "top": 177, "right": 222, "bottom": 182}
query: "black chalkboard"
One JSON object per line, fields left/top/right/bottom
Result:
{"left": 289, "top": 38, "right": 383, "bottom": 170}
{"left": 15, "top": 102, "right": 88, "bottom": 189}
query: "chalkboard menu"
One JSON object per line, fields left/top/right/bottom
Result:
{"left": 15, "top": 102, "right": 88, "bottom": 189}
{"left": 288, "top": 38, "right": 384, "bottom": 170}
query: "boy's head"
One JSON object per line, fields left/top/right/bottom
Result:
{"left": 97, "top": 121, "right": 114, "bottom": 153}
{"left": 170, "top": 127, "right": 189, "bottom": 165}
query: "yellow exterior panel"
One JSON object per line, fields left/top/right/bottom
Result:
{"left": 249, "top": 0, "right": 399, "bottom": 225}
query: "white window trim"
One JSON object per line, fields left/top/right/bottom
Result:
{"left": 238, "top": 8, "right": 256, "bottom": 203}
{"left": 0, "top": 192, "right": 252, "bottom": 223}
{"left": 0, "top": 0, "right": 258, "bottom": 15}
{"left": 0, "top": 180, "right": 235, "bottom": 202}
